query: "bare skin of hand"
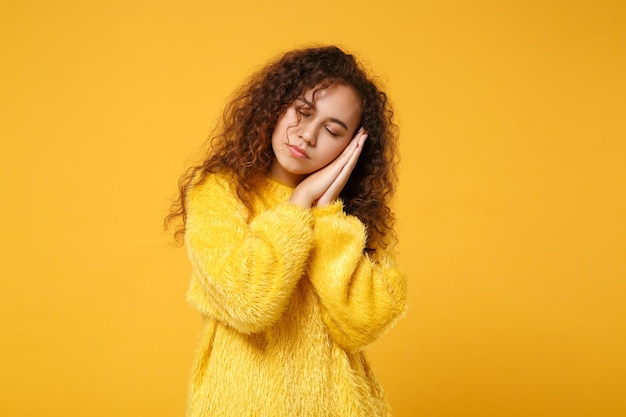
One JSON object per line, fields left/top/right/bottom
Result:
{"left": 289, "top": 128, "right": 368, "bottom": 208}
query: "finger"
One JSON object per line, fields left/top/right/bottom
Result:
{"left": 329, "top": 131, "right": 367, "bottom": 187}
{"left": 335, "top": 127, "right": 364, "bottom": 160}
{"left": 296, "top": 130, "right": 366, "bottom": 206}
{"left": 317, "top": 133, "right": 360, "bottom": 176}
{"left": 344, "top": 131, "right": 367, "bottom": 168}
{"left": 332, "top": 133, "right": 360, "bottom": 165}
{"left": 317, "top": 132, "right": 368, "bottom": 206}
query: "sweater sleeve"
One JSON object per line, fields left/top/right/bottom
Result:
{"left": 307, "top": 201, "right": 407, "bottom": 352}
{"left": 184, "top": 174, "right": 315, "bottom": 334}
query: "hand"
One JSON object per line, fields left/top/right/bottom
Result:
{"left": 289, "top": 128, "right": 368, "bottom": 208}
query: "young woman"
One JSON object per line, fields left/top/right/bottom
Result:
{"left": 167, "top": 45, "right": 407, "bottom": 417}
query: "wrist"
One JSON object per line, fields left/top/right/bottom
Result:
{"left": 313, "top": 199, "right": 344, "bottom": 215}
{"left": 315, "top": 195, "right": 334, "bottom": 207}
{"left": 289, "top": 188, "right": 314, "bottom": 208}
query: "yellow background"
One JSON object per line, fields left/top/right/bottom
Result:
{"left": 1, "top": 0, "right": 625, "bottom": 416}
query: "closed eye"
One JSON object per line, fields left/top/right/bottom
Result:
{"left": 296, "top": 98, "right": 313, "bottom": 117}
{"left": 324, "top": 126, "right": 339, "bottom": 137}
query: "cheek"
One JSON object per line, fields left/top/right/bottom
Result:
{"left": 273, "top": 111, "right": 296, "bottom": 139}
{"left": 271, "top": 120, "right": 287, "bottom": 144}
{"left": 324, "top": 141, "right": 350, "bottom": 161}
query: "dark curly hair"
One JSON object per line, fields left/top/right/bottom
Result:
{"left": 165, "top": 45, "right": 399, "bottom": 252}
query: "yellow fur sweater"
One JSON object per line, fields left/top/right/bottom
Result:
{"left": 184, "top": 172, "right": 407, "bottom": 417}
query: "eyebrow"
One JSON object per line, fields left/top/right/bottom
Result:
{"left": 299, "top": 97, "right": 349, "bottom": 131}
{"left": 328, "top": 117, "right": 348, "bottom": 131}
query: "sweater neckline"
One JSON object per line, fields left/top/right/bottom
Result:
{"left": 265, "top": 175, "right": 296, "bottom": 191}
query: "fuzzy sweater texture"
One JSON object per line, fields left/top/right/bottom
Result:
{"left": 184, "top": 172, "right": 407, "bottom": 417}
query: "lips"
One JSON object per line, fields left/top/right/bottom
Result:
{"left": 287, "top": 145, "right": 308, "bottom": 158}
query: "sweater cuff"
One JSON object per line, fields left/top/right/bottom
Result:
{"left": 251, "top": 202, "right": 315, "bottom": 236}
{"left": 278, "top": 201, "right": 315, "bottom": 222}
{"left": 312, "top": 200, "right": 345, "bottom": 218}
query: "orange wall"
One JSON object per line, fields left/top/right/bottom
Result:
{"left": 1, "top": 1, "right": 625, "bottom": 416}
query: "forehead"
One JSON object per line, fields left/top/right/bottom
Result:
{"left": 302, "top": 82, "right": 360, "bottom": 103}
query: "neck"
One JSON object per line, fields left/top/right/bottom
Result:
{"left": 269, "top": 161, "right": 305, "bottom": 187}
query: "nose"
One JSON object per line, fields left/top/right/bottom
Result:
{"left": 299, "top": 128, "right": 316, "bottom": 145}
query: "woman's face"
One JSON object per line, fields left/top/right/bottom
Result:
{"left": 270, "top": 83, "right": 362, "bottom": 186}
